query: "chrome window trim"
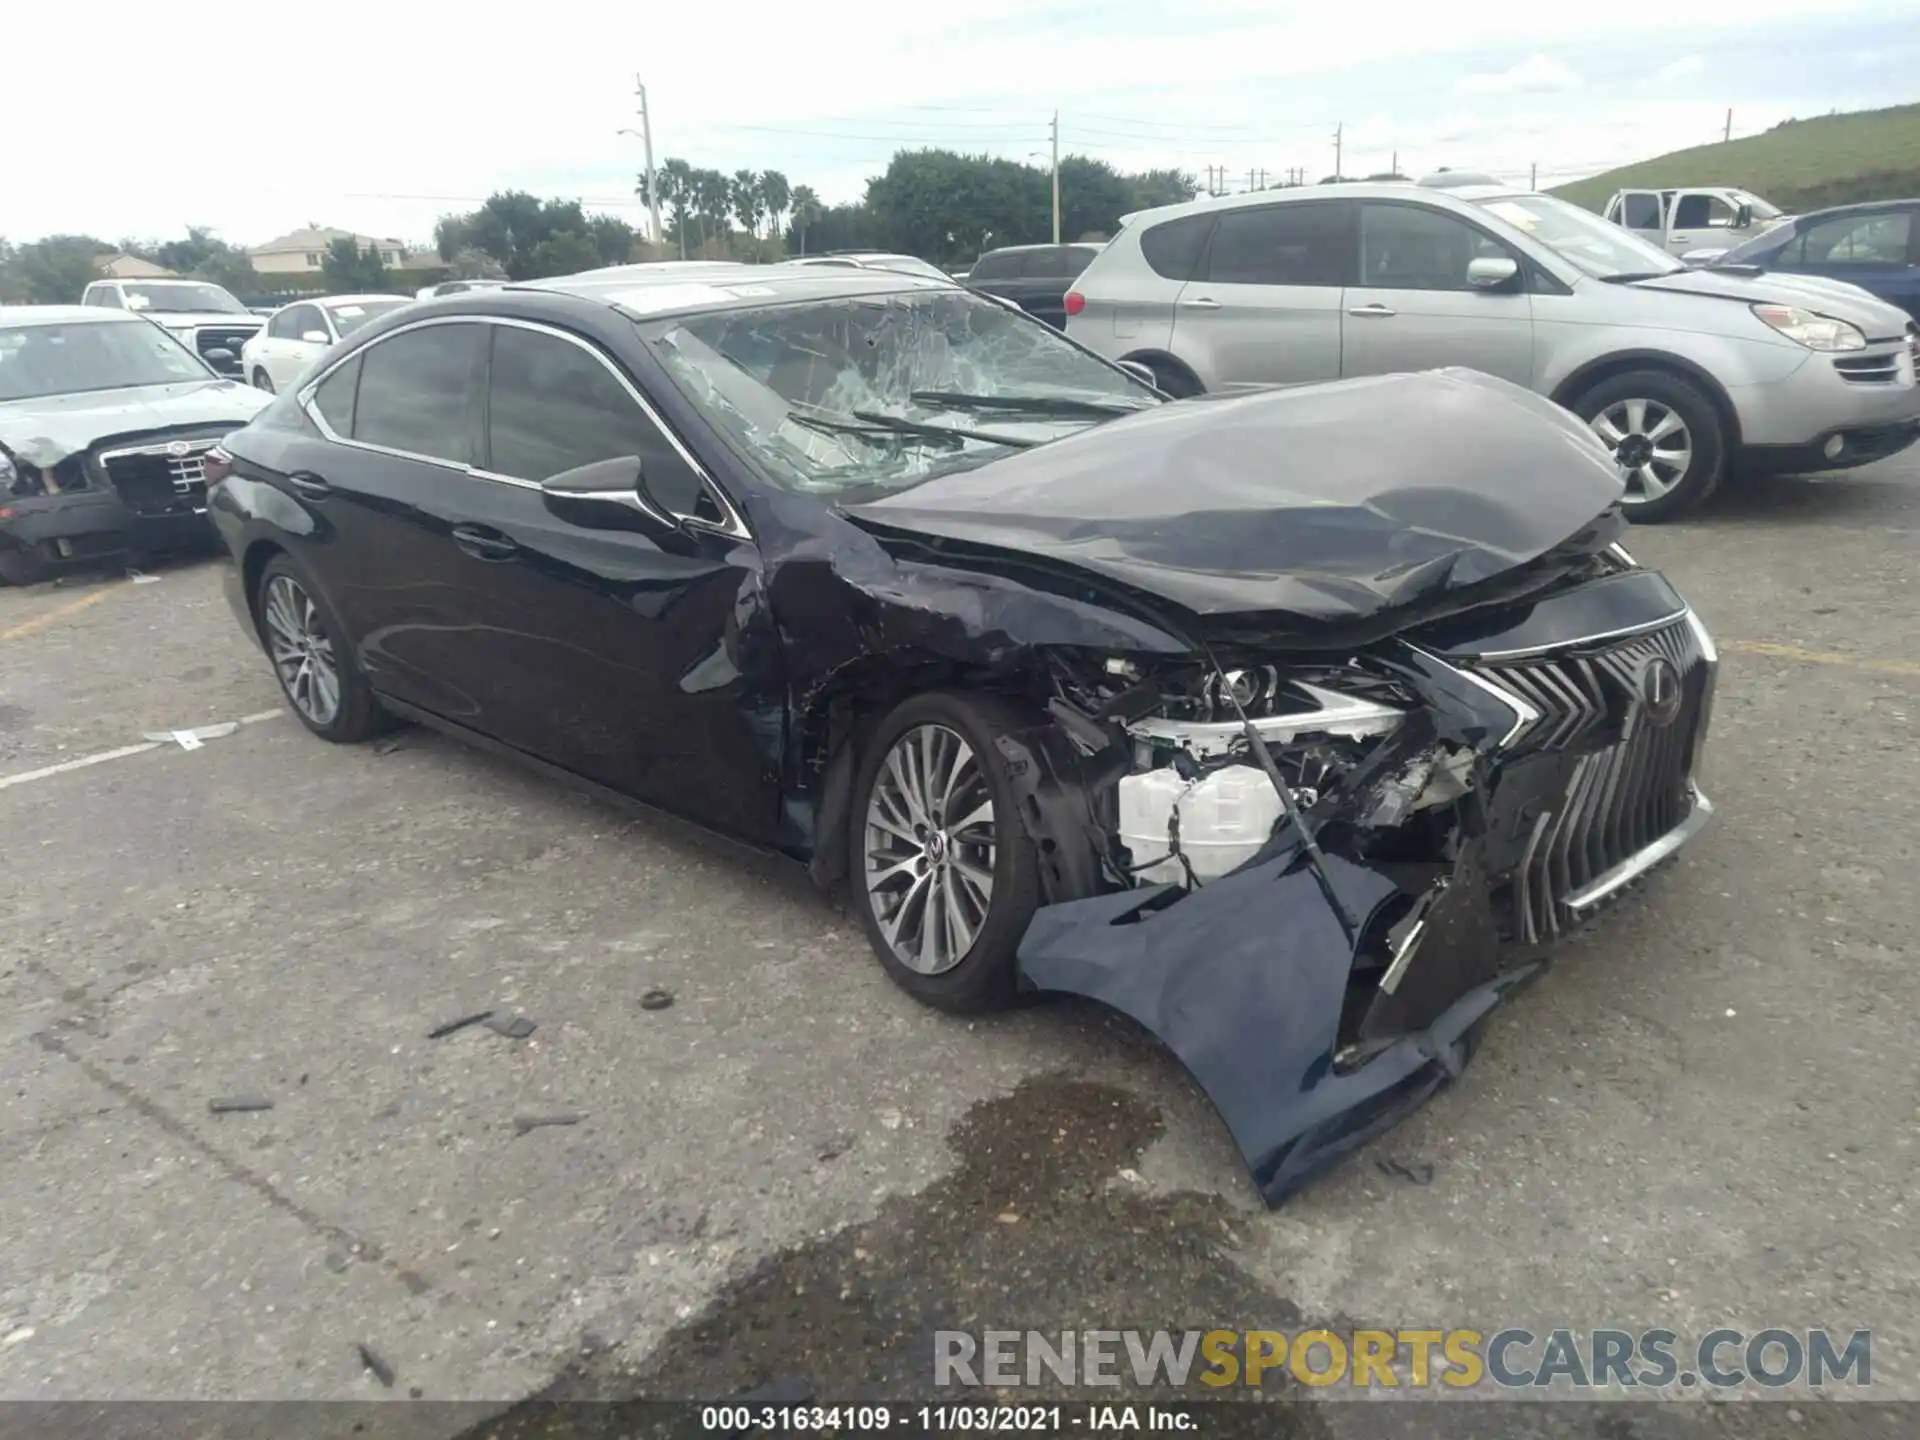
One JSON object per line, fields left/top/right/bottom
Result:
{"left": 297, "top": 312, "right": 751, "bottom": 541}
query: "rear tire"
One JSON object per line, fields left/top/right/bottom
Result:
{"left": 254, "top": 554, "right": 387, "bottom": 743}
{"left": 849, "top": 691, "right": 1044, "bottom": 1013}
{"left": 0, "top": 545, "right": 50, "bottom": 587}
{"left": 1572, "top": 369, "right": 1725, "bottom": 523}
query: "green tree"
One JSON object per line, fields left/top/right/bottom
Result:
{"left": 321, "top": 236, "right": 389, "bottom": 293}
{"left": 693, "top": 170, "right": 733, "bottom": 252}
{"left": 524, "top": 230, "right": 601, "bottom": 277}
{"left": 1127, "top": 169, "right": 1200, "bottom": 210}
{"left": 731, "top": 169, "right": 763, "bottom": 237}
{"left": 586, "top": 214, "right": 638, "bottom": 267}
{"left": 866, "top": 150, "right": 1048, "bottom": 264}
{"left": 787, "top": 184, "right": 822, "bottom": 255}
{"left": 1057, "top": 156, "right": 1131, "bottom": 245}
{"left": 758, "top": 170, "right": 791, "bottom": 241}
{"left": 8, "top": 235, "right": 108, "bottom": 302}
{"left": 143, "top": 226, "right": 257, "bottom": 291}
{"left": 657, "top": 158, "right": 695, "bottom": 258}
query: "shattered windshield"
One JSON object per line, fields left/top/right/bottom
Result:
{"left": 643, "top": 288, "right": 1160, "bottom": 494}
{"left": 0, "top": 320, "right": 212, "bottom": 401}
{"left": 121, "top": 282, "right": 249, "bottom": 314}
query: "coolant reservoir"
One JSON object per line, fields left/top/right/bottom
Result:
{"left": 1117, "top": 764, "right": 1286, "bottom": 886}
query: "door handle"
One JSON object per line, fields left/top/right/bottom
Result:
{"left": 1179, "top": 296, "right": 1223, "bottom": 309}
{"left": 1346, "top": 304, "right": 1396, "bottom": 317}
{"left": 285, "top": 471, "right": 332, "bottom": 499}
{"left": 452, "top": 524, "right": 519, "bottom": 561}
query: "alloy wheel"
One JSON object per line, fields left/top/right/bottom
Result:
{"left": 863, "top": 723, "right": 997, "bottom": 975}
{"left": 1589, "top": 398, "right": 1693, "bottom": 503}
{"left": 261, "top": 574, "right": 341, "bottom": 726}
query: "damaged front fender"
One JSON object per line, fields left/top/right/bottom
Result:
{"left": 1016, "top": 847, "right": 1544, "bottom": 1204}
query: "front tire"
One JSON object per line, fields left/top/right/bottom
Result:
{"left": 849, "top": 691, "right": 1043, "bottom": 1013}
{"left": 254, "top": 554, "right": 385, "bottom": 742}
{"left": 1573, "top": 369, "right": 1725, "bottom": 522}
{"left": 252, "top": 368, "right": 276, "bottom": 394}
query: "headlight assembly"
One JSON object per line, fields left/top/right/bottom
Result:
{"left": 1751, "top": 303, "right": 1866, "bottom": 352}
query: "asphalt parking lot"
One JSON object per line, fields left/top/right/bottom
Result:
{"left": 2, "top": 461, "right": 1918, "bottom": 1430}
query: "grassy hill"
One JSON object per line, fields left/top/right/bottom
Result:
{"left": 1550, "top": 102, "right": 1920, "bottom": 213}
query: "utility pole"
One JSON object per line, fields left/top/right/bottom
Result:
{"left": 1390, "top": 150, "right": 1397, "bottom": 178}
{"left": 635, "top": 75, "right": 662, "bottom": 249}
{"left": 1724, "top": 107, "right": 1733, "bottom": 143}
{"left": 1530, "top": 161, "right": 1537, "bottom": 189}
{"left": 1333, "top": 121, "right": 1343, "bottom": 181}
{"left": 1050, "top": 110, "right": 1061, "bottom": 244}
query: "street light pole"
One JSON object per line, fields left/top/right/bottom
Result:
{"left": 1050, "top": 110, "right": 1061, "bottom": 244}
{"left": 636, "top": 75, "right": 662, "bottom": 247}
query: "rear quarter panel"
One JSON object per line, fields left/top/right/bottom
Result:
{"left": 1064, "top": 233, "right": 1180, "bottom": 362}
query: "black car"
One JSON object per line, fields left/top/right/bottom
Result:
{"left": 1, "top": 306, "right": 272, "bottom": 584}
{"left": 207, "top": 264, "right": 1719, "bottom": 1204}
{"left": 965, "top": 243, "right": 1104, "bottom": 329}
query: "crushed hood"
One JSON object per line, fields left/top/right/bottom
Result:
{"left": 0, "top": 380, "right": 271, "bottom": 467}
{"left": 1626, "top": 267, "right": 1912, "bottom": 336}
{"left": 843, "top": 368, "right": 1625, "bottom": 629}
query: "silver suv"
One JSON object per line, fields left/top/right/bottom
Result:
{"left": 1066, "top": 180, "right": 1920, "bottom": 520}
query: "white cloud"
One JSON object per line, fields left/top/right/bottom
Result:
{"left": 0, "top": 0, "right": 1901, "bottom": 243}
{"left": 1457, "top": 55, "right": 1585, "bottom": 95}
{"left": 1651, "top": 54, "right": 1709, "bottom": 82}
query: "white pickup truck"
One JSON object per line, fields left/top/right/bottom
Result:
{"left": 1603, "top": 186, "right": 1791, "bottom": 259}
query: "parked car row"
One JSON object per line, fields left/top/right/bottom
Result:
{"left": 195, "top": 261, "right": 1721, "bottom": 1203}
{"left": 1064, "top": 175, "right": 1920, "bottom": 519}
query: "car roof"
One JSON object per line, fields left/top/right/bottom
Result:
{"left": 317, "top": 293, "right": 414, "bottom": 307}
{"left": 0, "top": 305, "right": 149, "bottom": 330}
{"left": 979, "top": 241, "right": 1105, "bottom": 255}
{"left": 1118, "top": 180, "right": 1495, "bottom": 229}
{"left": 97, "top": 276, "right": 217, "bottom": 287}
{"left": 524, "top": 262, "right": 957, "bottom": 318}
{"left": 1783, "top": 198, "right": 1920, "bottom": 222}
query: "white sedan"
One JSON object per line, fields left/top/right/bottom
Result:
{"left": 240, "top": 294, "right": 415, "bottom": 393}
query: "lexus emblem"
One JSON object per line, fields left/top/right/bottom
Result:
{"left": 1640, "top": 657, "right": 1683, "bottom": 728}
{"left": 166, "top": 440, "right": 191, "bottom": 458}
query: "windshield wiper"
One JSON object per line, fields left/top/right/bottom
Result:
{"left": 848, "top": 408, "right": 1038, "bottom": 449}
{"left": 786, "top": 405, "right": 1038, "bottom": 451}
{"left": 908, "top": 389, "right": 1147, "bottom": 418}
{"left": 1599, "top": 271, "right": 1685, "bottom": 283}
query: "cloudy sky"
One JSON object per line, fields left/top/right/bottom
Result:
{"left": 6, "top": 0, "right": 1914, "bottom": 249}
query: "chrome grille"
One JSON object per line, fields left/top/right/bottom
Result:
{"left": 98, "top": 439, "right": 219, "bottom": 517}
{"left": 1468, "top": 616, "right": 1711, "bottom": 944}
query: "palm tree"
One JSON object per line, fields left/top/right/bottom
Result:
{"left": 657, "top": 157, "right": 695, "bottom": 258}
{"left": 694, "top": 169, "right": 731, "bottom": 253}
{"left": 731, "top": 169, "right": 762, "bottom": 241}
{"left": 758, "top": 170, "right": 791, "bottom": 242}
{"left": 788, "top": 184, "right": 822, "bottom": 255}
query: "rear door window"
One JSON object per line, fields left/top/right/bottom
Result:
{"left": 1795, "top": 211, "right": 1912, "bottom": 265}
{"left": 310, "top": 354, "right": 361, "bottom": 435}
{"left": 1200, "top": 202, "right": 1349, "bottom": 286}
{"left": 352, "top": 323, "right": 483, "bottom": 465}
{"left": 1139, "top": 215, "right": 1213, "bottom": 280}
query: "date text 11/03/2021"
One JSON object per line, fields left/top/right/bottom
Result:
{"left": 699, "top": 1405, "right": 1192, "bottom": 1432}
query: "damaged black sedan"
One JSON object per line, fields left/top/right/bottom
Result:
{"left": 207, "top": 265, "right": 1717, "bottom": 1204}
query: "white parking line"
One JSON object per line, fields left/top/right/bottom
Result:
{"left": 0, "top": 708, "right": 288, "bottom": 792}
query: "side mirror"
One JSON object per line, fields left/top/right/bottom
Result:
{"left": 539, "top": 455, "right": 672, "bottom": 533}
{"left": 203, "top": 347, "right": 237, "bottom": 367}
{"left": 1734, "top": 204, "right": 1754, "bottom": 229}
{"left": 1466, "top": 256, "right": 1520, "bottom": 290}
{"left": 1116, "top": 359, "right": 1161, "bottom": 389}
{"left": 300, "top": 330, "right": 331, "bottom": 345}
